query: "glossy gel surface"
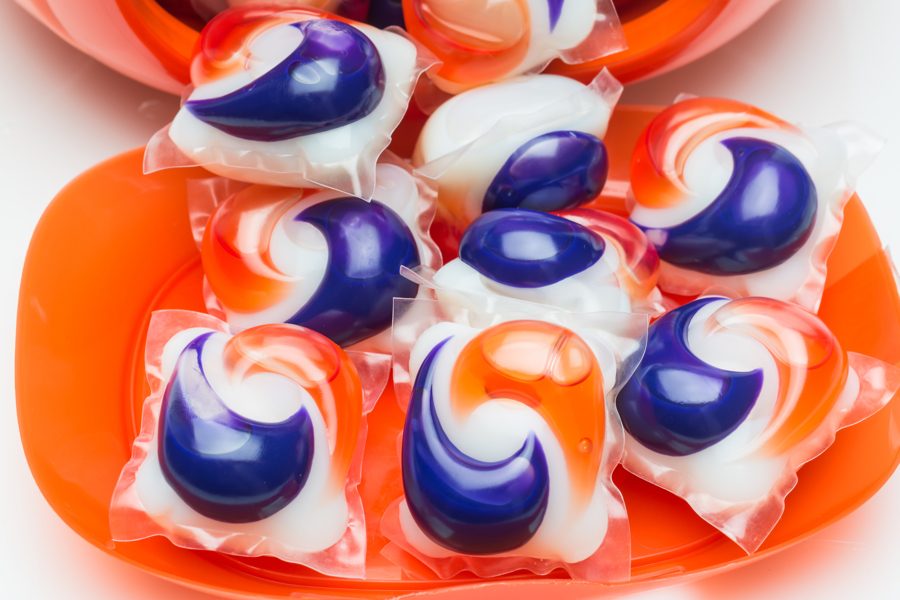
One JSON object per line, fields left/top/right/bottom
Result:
{"left": 617, "top": 298, "right": 761, "bottom": 455}
{"left": 628, "top": 97, "right": 859, "bottom": 308}
{"left": 16, "top": 106, "right": 899, "bottom": 597}
{"left": 403, "top": 0, "right": 602, "bottom": 92}
{"left": 433, "top": 207, "right": 661, "bottom": 315}
{"left": 483, "top": 130, "right": 608, "bottom": 213}
{"left": 186, "top": 19, "right": 385, "bottom": 141}
{"left": 202, "top": 186, "right": 421, "bottom": 346}
{"left": 164, "top": 6, "right": 420, "bottom": 192}
{"left": 160, "top": 332, "right": 315, "bottom": 522}
{"left": 620, "top": 296, "right": 849, "bottom": 459}
{"left": 157, "top": 323, "right": 365, "bottom": 524}
{"left": 639, "top": 137, "right": 817, "bottom": 275}
{"left": 401, "top": 320, "right": 612, "bottom": 562}
{"left": 458, "top": 209, "right": 605, "bottom": 288}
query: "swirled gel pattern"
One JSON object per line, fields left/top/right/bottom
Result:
{"left": 616, "top": 295, "right": 880, "bottom": 551}
{"left": 164, "top": 6, "right": 419, "bottom": 192}
{"left": 201, "top": 164, "right": 426, "bottom": 348}
{"left": 619, "top": 296, "right": 850, "bottom": 458}
{"left": 617, "top": 298, "right": 763, "bottom": 456}
{"left": 151, "top": 322, "right": 364, "bottom": 549}
{"left": 629, "top": 97, "right": 867, "bottom": 309}
{"left": 403, "top": 338, "right": 550, "bottom": 554}
{"left": 108, "top": 311, "right": 382, "bottom": 574}
{"left": 403, "top": 0, "right": 607, "bottom": 93}
{"left": 399, "top": 320, "right": 619, "bottom": 563}
{"left": 186, "top": 19, "right": 385, "bottom": 140}
{"left": 160, "top": 332, "right": 315, "bottom": 522}
{"left": 432, "top": 208, "right": 661, "bottom": 314}
{"left": 414, "top": 74, "right": 616, "bottom": 232}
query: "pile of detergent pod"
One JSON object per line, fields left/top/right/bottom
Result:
{"left": 109, "top": 2, "right": 899, "bottom": 582}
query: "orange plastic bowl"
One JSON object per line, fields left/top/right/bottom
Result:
{"left": 15, "top": 0, "right": 779, "bottom": 94}
{"left": 16, "top": 106, "right": 900, "bottom": 599}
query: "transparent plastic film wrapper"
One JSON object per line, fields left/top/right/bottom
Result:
{"left": 404, "top": 206, "right": 665, "bottom": 318}
{"left": 109, "top": 310, "right": 389, "bottom": 577}
{"left": 404, "top": 0, "right": 626, "bottom": 94}
{"left": 627, "top": 96, "right": 883, "bottom": 312}
{"left": 144, "top": 5, "right": 438, "bottom": 198}
{"left": 186, "top": 155, "right": 442, "bottom": 355}
{"left": 414, "top": 70, "right": 623, "bottom": 245}
{"left": 384, "top": 297, "right": 647, "bottom": 580}
{"left": 616, "top": 295, "right": 900, "bottom": 554}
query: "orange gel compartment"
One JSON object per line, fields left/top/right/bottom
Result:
{"left": 16, "top": 106, "right": 900, "bottom": 598}
{"left": 15, "top": 0, "right": 779, "bottom": 93}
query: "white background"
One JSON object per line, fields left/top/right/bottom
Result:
{"left": 2, "top": 0, "right": 899, "bottom": 597}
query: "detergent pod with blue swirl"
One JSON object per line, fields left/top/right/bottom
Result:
{"left": 617, "top": 296, "right": 900, "bottom": 554}
{"left": 403, "top": 0, "right": 624, "bottom": 94}
{"left": 189, "top": 158, "right": 441, "bottom": 354}
{"left": 629, "top": 96, "right": 882, "bottom": 311}
{"left": 109, "top": 310, "right": 389, "bottom": 576}
{"left": 382, "top": 300, "right": 646, "bottom": 580}
{"left": 413, "top": 71, "right": 621, "bottom": 240}
{"left": 408, "top": 207, "right": 663, "bottom": 318}
{"left": 145, "top": 6, "right": 434, "bottom": 198}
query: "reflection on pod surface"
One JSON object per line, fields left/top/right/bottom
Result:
{"left": 618, "top": 296, "right": 848, "bottom": 458}
{"left": 158, "top": 324, "right": 364, "bottom": 531}
{"left": 166, "top": 7, "right": 419, "bottom": 189}
{"left": 201, "top": 180, "right": 422, "bottom": 347}
{"left": 160, "top": 332, "right": 315, "bottom": 522}
{"left": 404, "top": 0, "right": 603, "bottom": 92}
{"left": 433, "top": 208, "right": 660, "bottom": 314}
{"left": 401, "top": 320, "right": 616, "bottom": 562}
{"left": 627, "top": 97, "right": 866, "bottom": 306}
{"left": 414, "top": 74, "right": 615, "bottom": 230}
{"left": 186, "top": 20, "right": 386, "bottom": 141}
{"left": 634, "top": 135, "right": 817, "bottom": 276}
{"left": 458, "top": 209, "right": 606, "bottom": 288}
{"left": 483, "top": 130, "right": 609, "bottom": 214}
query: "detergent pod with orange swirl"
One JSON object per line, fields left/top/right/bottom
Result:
{"left": 145, "top": 6, "right": 434, "bottom": 198}
{"left": 383, "top": 301, "right": 646, "bottom": 580}
{"left": 190, "top": 158, "right": 441, "bottom": 354}
{"left": 109, "top": 310, "right": 389, "bottom": 577}
{"left": 404, "top": 0, "right": 624, "bottom": 94}
{"left": 414, "top": 71, "right": 621, "bottom": 239}
{"left": 409, "top": 207, "right": 663, "bottom": 318}
{"left": 616, "top": 296, "right": 900, "bottom": 554}
{"left": 628, "top": 96, "right": 882, "bottom": 311}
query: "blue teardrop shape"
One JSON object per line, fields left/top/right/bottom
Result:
{"left": 616, "top": 298, "right": 763, "bottom": 456}
{"left": 483, "top": 130, "right": 608, "bottom": 213}
{"left": 289, "top": 197, "right": 420, "bottom": 347}
{"left": 643, "top": 137, "right": 818, "bottom": 275}
{"left": 159, "top": 333, "right": 315, "bottom": 522}
{"left": 186, "top": 19, "right": 385, "bottom": 141}
{"left": 459, "top": 208, "right": 605, "bottom": 288}
{"left": 402, "top": 338, "right": 550, "bottom": 554}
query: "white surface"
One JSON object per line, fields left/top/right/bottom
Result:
{"left": 1, "top": 0, "right": 898, "bottom": 597}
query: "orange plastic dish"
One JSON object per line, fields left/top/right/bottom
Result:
{"left": 16, "top": 106, "right": 900, "bottom": 599}
{"left": 15, "top": 0, "right": 779, "bottom": 94}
